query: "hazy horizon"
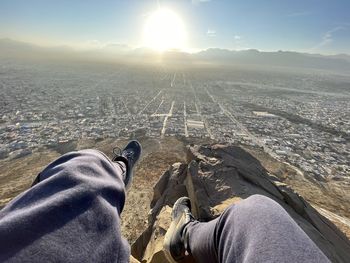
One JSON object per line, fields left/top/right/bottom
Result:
{"left": 3, "top": 37, "right": 350, "bottom": 57}
{"left": 1, "top": 37, "right": 350, "bottom": 74}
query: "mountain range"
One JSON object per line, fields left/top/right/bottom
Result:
{"left": 1, "top": 38, "right": 350, "bottom": 71}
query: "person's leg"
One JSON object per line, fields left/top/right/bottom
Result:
{"left": 0, "top": 149, "right": 129, "bottom": 263}
{"left": 185, "top": 195, "right": 330, "bottom": 263}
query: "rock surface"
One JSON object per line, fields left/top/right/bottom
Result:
{"left": 131, "top": 144, "right": 350, "bottom": 263}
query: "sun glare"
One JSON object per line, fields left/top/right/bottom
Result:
{"left": 143, "top": 8, "right": 187, "bottom": 51}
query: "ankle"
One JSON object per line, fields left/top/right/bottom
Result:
{"left": 115, "top": 160, "right": 127, "bottom": 173}
{"left": 112, "top": 156, "right": 129, "bottom": 179}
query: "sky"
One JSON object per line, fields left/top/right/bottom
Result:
{"left": 0, "top": 0, "right": 349, "bottom": 54}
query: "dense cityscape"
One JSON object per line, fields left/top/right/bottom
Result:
{"left": 1, "top": 60, "right": 349, "bottom": 181}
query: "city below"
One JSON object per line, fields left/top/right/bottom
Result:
{"left": 1, "top": 60, "right": 349, "bottom": 181}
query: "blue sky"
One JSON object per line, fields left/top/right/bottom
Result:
{"left": 0, "top": 0, "right": 349, "bottom": 54}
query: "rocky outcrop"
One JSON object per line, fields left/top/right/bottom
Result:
{"left": 131, "top": 144, "right": 350, "bottom": 263}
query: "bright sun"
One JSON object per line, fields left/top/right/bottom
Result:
{"left": 143, "top": 8, "right": 187, "bottom": 51}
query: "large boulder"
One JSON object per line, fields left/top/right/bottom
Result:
{"left": 131, "top": 163, "right": 189, "bottom": 262}
{"left": 131, "top": 144, "right": 350, "bottom": 263}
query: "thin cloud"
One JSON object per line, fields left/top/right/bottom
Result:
{"left": 207, "top": 29, "right": 216, "bottom": 37}
{"left": 233, "top": 35, "right": 245, "bottom": 50}
{"left": 192, "top": 0, "right": 211, "bottom": 5}
{"left": 287, "top": 11, "right": 311, "bottom": 17}
{"left": 313, "top": 26, "right": 345, "bottom": 50}
{"left": 82, "top": 40, "right": 104, "bottom": 49}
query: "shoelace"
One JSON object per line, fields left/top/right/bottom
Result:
{"left": 185, "top": 210, "right": 195, "bottom": 221}
{"left": 113, "top": 147, "right": 122, "bottom": 157}
{"left": 113, "top": 147, "right": 135, "bottom": 163}
{"left": 124, "top": 150, "right": 135, "bottom": 163}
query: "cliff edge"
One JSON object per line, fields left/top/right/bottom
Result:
{"left": 131, "top": 144, "right": 350, "bottom": 263}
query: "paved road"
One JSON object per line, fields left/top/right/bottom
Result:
{"left": 184, "top": 102, "right": 188, "bottom": 137}
{"left": 161, "top": 101, "right": 175, "bottom": 139}
{"left": 138, "top": 89, "right": 163, "bottom": 115}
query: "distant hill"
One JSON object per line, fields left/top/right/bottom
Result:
{"left": 195, "top": 48, "right": 350, "bottom": 71}
{"left": 1, "top": 38, "right": 350, "bottom": 71}
{"left": 0, "top": 38, "right": 81, "bottom": 61}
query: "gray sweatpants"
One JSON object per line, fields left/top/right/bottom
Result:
{"left": 0, "top": 150, "right": 330, "bottom": 263}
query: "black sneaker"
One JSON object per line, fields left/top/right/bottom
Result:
{"left": 164, "top": 197, "right": 195, "bottom": 262}
{"left": 112, "top": 140, "right": 142, "bottom": 189}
